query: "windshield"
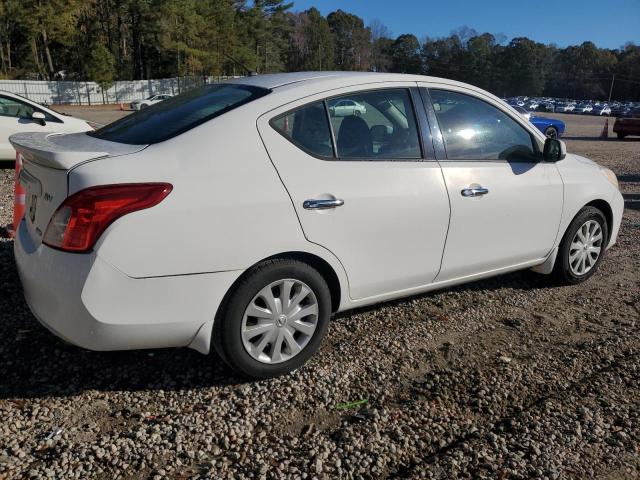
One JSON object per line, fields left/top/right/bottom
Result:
{"left": 90, "top": 84, "right": 270, "bottom": 145}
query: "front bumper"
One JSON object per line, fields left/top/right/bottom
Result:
{"left": 608, "top": 189, "right": 624, "bottom": 249}
{"left": 14, "top": 220, "right": 240, "bottom": 353}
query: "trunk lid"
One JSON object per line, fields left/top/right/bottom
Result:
{"left": 10, "top": 132, "right": 146, "bottom": 246}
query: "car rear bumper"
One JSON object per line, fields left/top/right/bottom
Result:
{"left": 14, "top": 220, "right": 240, "bottom": 353}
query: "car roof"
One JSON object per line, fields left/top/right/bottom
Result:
{"left": 225, "top": 71, "right": 472, "bottom": 90}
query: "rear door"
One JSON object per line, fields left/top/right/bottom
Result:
{"left": 258, "top": 84, "right": 450, "bottom": 301}
{"left": 420, "top": 85, "right": 564, "bottom": 281}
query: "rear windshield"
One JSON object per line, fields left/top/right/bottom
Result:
{"left": 89, "top": 84, "right": 270, "bottom": 145}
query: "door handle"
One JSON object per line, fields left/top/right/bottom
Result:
{"left": 303, "top": 198, "right": 344, "bottom": 210}
{"left": 461, "top": 187, "right": 489, "bottom": 197}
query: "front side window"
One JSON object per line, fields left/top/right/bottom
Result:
{"left": 91, "top": 84, "right": 270, "bottom": 145}
{"left": 0, "top": 96, "right": 35, "bottom": 119}
{"left": 430, "top": 89, "right": 538, "bottom": 161}
{"left": 0, "top": 95, "right": 61, "bottom": 123}
{"left": 327, "top": 89, "right": 422, "bottom": 160}
{"left": 271, "top": 102, "right": 334, "bottom": 158}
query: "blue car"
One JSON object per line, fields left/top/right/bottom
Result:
{"left": 530, "top": 115, "right": 565, "bottom": 139}
{"left": 513, "top": 105, "right": 565, "bottom": 138}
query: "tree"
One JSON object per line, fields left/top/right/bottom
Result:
{"left": 287, "top": 8, "right": 334, "bottom": 71}
{"left": 369, "top": 19, "right": 392, "bottom": 72}
{"left": 390, "top": 34, "right": 421, "bottom": 74}
{"left": 86, "top": 43, "right": 116, "bottom": 102}
{"left": 327, "top": 10, "right": 371, "bottom": 71}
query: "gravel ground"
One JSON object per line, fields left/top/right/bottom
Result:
{"left": 0, "top": 114, "right": 638, "bottom": 479}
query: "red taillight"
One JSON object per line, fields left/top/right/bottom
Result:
{"left": 43, "top": 183, "right": 173, "bottom": 253}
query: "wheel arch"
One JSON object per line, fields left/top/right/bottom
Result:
{"left": 215, "top": 251, "right": 344, "bottom": 321}
{"left": 584, "top": 199, "right": 613, "bottom": 243}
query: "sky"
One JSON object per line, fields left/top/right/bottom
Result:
{"left": 288, "top": 0, "right": 640, "bottom": 49}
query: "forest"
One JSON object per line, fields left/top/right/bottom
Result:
{"left": 1, "top": 0, "right": 638, "bottom": 100}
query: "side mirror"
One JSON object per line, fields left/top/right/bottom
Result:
{"left": 543, "top": 138, "right": 566, "bottom": 162}
{"left": 32, "top": 111, "right": 46, "bottom": 126}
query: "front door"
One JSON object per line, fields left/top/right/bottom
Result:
{"left": 258, "top": 85, "right": 450, "bottom": 300}
{"left": 422, "top": 87, "right": 564, "bottom": 281}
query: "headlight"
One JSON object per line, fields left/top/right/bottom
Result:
{"left": 600, "top": 167, "right": 619, "bottom": 189}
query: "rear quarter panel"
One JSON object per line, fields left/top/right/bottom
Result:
{"left": 68, "top": 105, "right": 347, "bottom": 287}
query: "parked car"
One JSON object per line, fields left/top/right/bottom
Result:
{"left": 580, "top": 104, "right": 594, "bottom": 114}
{"left": 11, "top": 72, "right": 623, "bottom": 379}
{"left": 595, "top": 106, "right": 612, "bottom": 116}
{"left": 530, "top": 115, "right": 566, "bottom": 138}
{"left": 537, "top": 102, "right": 555, "bottom": 113}
{"left": 563, "top": 103, "right": 576, "bottom": 113}
{"left": 512, "top": 106, "right": 565, "bottom": 138}
{"left": 130, "top": 94, "right": 173, "bottom": 110}
{"left": 328, "top": 99, "right": 366, "bottom": 117}
{"left": 613, "top": 108, "right": 640, "bottom": 139}
{"left": 0, "top": 91, "right": 94, "bottom": 160}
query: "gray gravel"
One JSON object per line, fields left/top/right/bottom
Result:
{"left": 0, "top": 124, "right": 639, "bottom": 479}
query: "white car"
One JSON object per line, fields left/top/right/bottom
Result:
{"left": 130, "top": 94, "right": 173, "bottom": 110}
{"left": 11, "top": 72, "right": 623, "bottom": 379}
{"left": 0, "top": 91, "right": 93, "bottom": 160}
{"left": 328, "top": 99, "right": 366, "bottom": 117}
{"left": 563, "top": 104, "right": 576, "bottom": 112}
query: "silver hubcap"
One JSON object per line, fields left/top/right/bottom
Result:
{"left": 241, "top": 279, "right": 318, "bottom": 364}
{"left": 569, "top": 220, "right": 603, "bottom": 276}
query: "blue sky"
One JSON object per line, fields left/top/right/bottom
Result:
{"left": 288, "top": 0, "right": 640, "bottom": 49}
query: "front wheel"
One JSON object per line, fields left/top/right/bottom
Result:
{"left": 617, "top": 133, "right": 626, "bottom": 139}
{"left": 553, "top": 207, "right": 608, "bottom": 285}
{"left": 213, "top": 259, "right": 331, "bottom": 379}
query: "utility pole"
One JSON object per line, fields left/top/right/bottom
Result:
{"left": 608, "top": 74, "right": 615, "bottom": 102}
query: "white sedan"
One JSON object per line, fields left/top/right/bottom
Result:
{"left": 130, "top": 94, "right": 173, "bottom": 110}
{"left": 0, "top": 91, "right": 93, "bottom": 160}
{"left": 11, "top": 72, "right": 623, "bottom": 379}
{"left": 328, "top": 98, "right": 366, "bottom": 117}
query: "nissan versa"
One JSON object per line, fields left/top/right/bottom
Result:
{"left": 11, "top": 72, "right": 623, "bottom": 379}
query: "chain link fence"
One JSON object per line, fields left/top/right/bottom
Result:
{"left": 0, "top": 76, "right": 241, "bottom": 106}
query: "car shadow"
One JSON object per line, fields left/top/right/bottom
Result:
{"left": 0, "top": 237, "right": 559, "bottom": 399}
{"left": 335, "top": 268, "right": 554, "bottom": 322}
{"left": 0, "top": 160, "right": 16, "bottom": 170}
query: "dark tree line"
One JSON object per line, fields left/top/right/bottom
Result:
{"left": 1, "top": 0, "right": 638, "bottom": 100}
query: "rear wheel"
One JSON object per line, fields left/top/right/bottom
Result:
{"left": 213, "top": 259, "right": 331, "bottom": 379}
{"left": 544, "top": 126, "right": 558, "bottom": 139}
{"left": 553, "top": 207, "right": 608, "bottom": 285}
{"left": 617, "top": 133, "right": 626, "bottom": 139}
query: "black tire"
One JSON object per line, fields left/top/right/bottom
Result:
{"left": 140, "top": 103, "right": 148, "bottom": 109}
{"left": 553, "top": 206, "right": 608, "bottom": 285}
{"left": 544, "top": 126, "right": 558, "bottom": 139}
{"left": 617, "top": 133, "right": 625, "bottom": 140}
{"left": 213, "top": 258, "right": 331, "bottom": 379}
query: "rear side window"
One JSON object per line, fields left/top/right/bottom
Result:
{"left": 271, "top": 88, "right": 423, "bottom": 161}
{"left": 327, "top": 89, "right": 421, "bottom": 159}
{"left": 90, "top": 84, "right": 270, "bottom": 145}
{"left": 271, "top": 102, "right": 334, "bottom": 158}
